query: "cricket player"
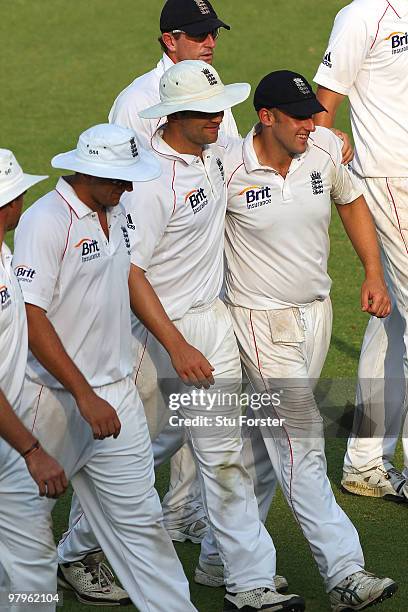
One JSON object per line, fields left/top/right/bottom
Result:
{"left": 221, "top": 70, "right": 397, "bottom": 611}
{"left": 0, "top": 148, "right": 65, "bottom": 612}
{"left": 12, "top": 124, "right": 198, "bottom": 612}
{"left": 313, "top": 0, "right": 408, "bottom": 503}
{"left": 109, "top": 0, "right": 238, "bottom": 544}
{"left": 60, "top": 6, "right": 235, "bottom": 578}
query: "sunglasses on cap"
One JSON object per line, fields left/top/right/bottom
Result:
{"left": 171, "top": 28, "right": 220, "bottom": 42}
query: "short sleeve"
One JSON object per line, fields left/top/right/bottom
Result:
{"left": 122, "top": 177, "right": 173, "bottom": 271}
{"left": 330, "top": 136, "right": 364, "bottom": 205}
{"left": 109, "top": 90, "right": 159, "bottom": 150}
{"left": 13, "top": 205, "right": 66, "bottom": 311}
{"left": 314, "top": 4, "right": 371, "bottom": 95}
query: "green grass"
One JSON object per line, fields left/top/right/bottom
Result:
{"left": 2, "top": 1, "right": 406, "bottom": 610}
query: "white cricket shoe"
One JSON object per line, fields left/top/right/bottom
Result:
{"left": 166, "top": 517, "right": 209, "bottom": 543}
{"left": 223, "top": 588, "right": 305, "bottom": 611}
{"left": 329, "top": 570, "right": 397, "bottom": 611}
{"left": 57, "top": 551, "right": 130, "bottom": 606}
{"left": 341, "top": 464, "right": 407, "bottom": 502}
{"left": 195, "top": 559, "right": 288, "bottom": 593}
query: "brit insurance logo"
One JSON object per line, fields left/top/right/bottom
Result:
{"left": 185, "top": 188, "right": 209, "bottom": 214}
{"left": 14, "top": 265, "right": 36, "bottom": 283}
{"left": 0, "top": 285, "right": 11, "bottom": 311}
{"left": 239, "top": 185, "right": 272, "bottom": 209}
{"left": 385, "top": 31, "right": 408, "bottom": 54}
{"left": 75, "top": 238, "right": 100, "bottom": 262}
{"left": 310, "top": 171, "right": 323, "bottom": 195}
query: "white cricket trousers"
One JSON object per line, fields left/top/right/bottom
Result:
{"left": 60, "top": 299, "right": 277, "bottom": 593}
{"left": 19, "top": 376, "right": 196, "bottom": 612}
{"left": 60, "top": 334, "right": 204, "bottom": 565}
{"left": 231, "top": 298, "right": 365, "bottom": 592}
{"left": 0, "top": 443, "right": 57, "bottom": 612}
{"left": 344, "top": 177, "right": 408, "bottom": 475}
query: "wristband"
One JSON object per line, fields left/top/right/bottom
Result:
{"left": 22, "top": 440, "right": 41, "bottom": 460}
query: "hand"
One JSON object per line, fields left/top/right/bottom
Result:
{"left": 361, "top": 277, "right": 391, "bottom": 318}
{"left": 330, "top": 128, "right": 354, "bottom": 164}
{"left": 170, "top": 341, "right": 215, "bottom": 389}
{"left": 77, "top": 391, "right": 121, "bottom": 440}
{"left": 25, "top": 447, "right": 68, "bottom": 498}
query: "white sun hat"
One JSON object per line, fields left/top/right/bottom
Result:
{"left": 51, "top": 123, "right": 161, "bottom": 182}
{"left": 139, "top": 60, "right": 251, "bottom": 119}
{"left": 0, "top": 149, "right": 47, "bottom": 209}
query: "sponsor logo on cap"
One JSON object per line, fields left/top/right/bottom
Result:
{"left": 130, "top": 137, "right": 139, "bottom": 158}
{"left": 385, "top": 31, "right": 408, "bottom": 54}
{"left": 75, "top": 238, "right": 101, "bottom": 262}
{"left": 193, "top": 0, "right": 211, "bottom": 15}
{"left": 0, "top": 285, "right": 11, "bottom": 310}
{"left": 185, "top": 188, "right": 209, "bottom": 214}
{"left": 310, "top": 171, "right": 323, "bottom": 195}
{"left": 14, "top": 265, "right": 36, "bottom": 282}
{"left": 239, "top": 185, "right": 272, "bottom": 209}
{"left": 202, "top": 67, "right": 218, "bottom": 86}
{"left": 293, "top": 77, "right": 311, "bottom": 96}
{"left": 322, "top": 51, "right": 332, "bottom": 68}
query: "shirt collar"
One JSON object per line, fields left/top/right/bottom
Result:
{"left": 243, "top": 125, "right": 311, "bottom": 173}
{"left": 54, "top": 177, "right": 122, "bottom": 220}
{"left": 158, "top": 53, "right": 175, "bottom": 76}
{"left": 390, "top": 0, "right": 408, "bottom": 18}
{"left": 151, "top": 128, "right": 212, "bottom": 166}
{"left": 54, "top": 177, "right": 94, "bottom": 218}
{"left": 1, "top": 242, "right": 12, "bottom": 267}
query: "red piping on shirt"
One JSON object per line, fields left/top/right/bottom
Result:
{"left": 311, "top": 143, "right": 336, "bottom": 167}
{"left": 386, "top": 178, "right": 408, "bottom": 254}
{"left": 134, "top": 330, "right": 148, "bottom": 384}
{"left": 171, "top": 161, "right": 177, "bottom": 215}
{"left": 370, "top": 4, "right": 390, "bottom": 49}
{"left": 31, "top": 385, "right": 44, "bottom": 433}
{"left": 55, "top": 189, "right": 78, "bottom": 260}
{"left": 387, "top": 1, "right": 401, "bottom": 18}
{"left": 227, "top": 162, "right": 244, "bottom": 189}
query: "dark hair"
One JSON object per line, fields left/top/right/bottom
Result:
{"left": 158, "top": 31, "right": 182, "bottom": 54}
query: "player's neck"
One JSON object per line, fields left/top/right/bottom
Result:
{"left": 253, "top": 130, "right": 293, "bottom": 178}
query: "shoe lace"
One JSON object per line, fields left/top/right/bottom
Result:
{"left": 85, "top": 560, "right": 115, "bottom": 591}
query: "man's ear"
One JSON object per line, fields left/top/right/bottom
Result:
{"left": 258, "top": 108, "right": 275, "bottom": 128}
{"left": 161, "top": 32, "right": 177, "bottom": 54}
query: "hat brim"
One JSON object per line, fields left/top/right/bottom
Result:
{"left": 181, "top": 17, "right": 230, "bottom": 34}
{"left": 0, "top": 173, "right": 48, "bottom": 209}
{"left": 139, "top": 82, "right": 250, "bottom": 119}
{"left": 51, "top": 146, "right": 161, "bottom": 182}
{"left": 276, "top": 97, "right": 327, "bottom": 118}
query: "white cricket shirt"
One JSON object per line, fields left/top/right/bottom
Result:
{"left": 314, "top": 0, "right": 408, "bottom": 178}
{"left": 13, "top": 178, "right": 134, "bottom": 389}
{"left": 224, "top": 126, "right": 363, "bottom": 310}
{"left": 0, "top": 243, "right": 27, "bottom": 413}
{"left": 109, "top": 53, "right": 239, "bottom": 149}
{"left": 123, "top": 130, "right": 226, "bottom": 321}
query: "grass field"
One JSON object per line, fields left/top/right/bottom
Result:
{"left": 1, "top": 1, "right": 407, "bottom": 610}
